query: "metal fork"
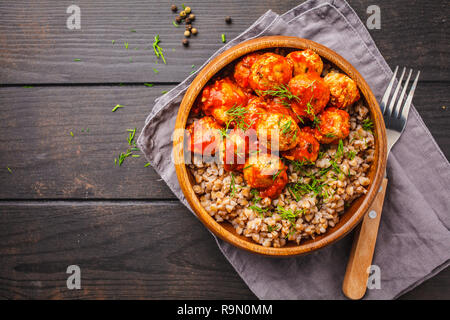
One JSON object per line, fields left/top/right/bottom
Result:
{"left": 342, "top": 66, "right": 420, "bottom": 300}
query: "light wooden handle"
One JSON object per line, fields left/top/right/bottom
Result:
{"left": 342, "top": 178, "right": 388, "bottom": 300}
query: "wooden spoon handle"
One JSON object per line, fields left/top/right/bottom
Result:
{"left": 342, "top": 178, "right": 388, "bottom": 300}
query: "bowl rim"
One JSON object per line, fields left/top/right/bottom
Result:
{"left": 173, "top": 36, "right": 387, "bottom": 257}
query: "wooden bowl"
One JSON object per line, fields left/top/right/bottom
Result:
{"left": 173, "top": 36, "right": 387, "bottom": 256}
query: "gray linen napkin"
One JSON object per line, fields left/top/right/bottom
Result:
{"left": 138, "top": 0, "right": 450, "bottom": 299}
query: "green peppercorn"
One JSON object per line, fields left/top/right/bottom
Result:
{"left": 191, "top": 27, "right": 198, "bottom": 35}
{"left": 171, "top": 5, "right": 177, "bottom": 12}
{"left": 189, "top": 14, "right": 195, "bottom": 21}
{"left": 182, "top": 38, "right": 189, "bottom": 46}
{"left": 185, "top": 7, "right": 191, "bottom": 14}
{"left": 180, "top": 11, "right": 186, "bottom": 18}
{"left": 184, "top": 30, "right": 191, "bottom": 37}
{"left": 225, "top": 16, "right": 232, "bottom": 24}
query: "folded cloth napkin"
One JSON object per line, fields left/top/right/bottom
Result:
{"left": 138, "top": 0, "right": 450, "bottom": 299}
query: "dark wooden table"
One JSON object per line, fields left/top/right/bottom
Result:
{"left": 0, "top": 0, "right": 448, "bottom": 299}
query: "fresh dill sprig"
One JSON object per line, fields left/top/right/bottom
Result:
{"left": 152, "top": 34, "right": 166, "bottom": 64}
{"left": 112, "top": 104, "right": 124, "bottom": 112}
{"left": 362, "top": 118, "right": 374, "bottom": 132}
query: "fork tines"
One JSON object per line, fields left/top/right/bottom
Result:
{"left": 380, "top": 66, "right": 420, "bottom": 124}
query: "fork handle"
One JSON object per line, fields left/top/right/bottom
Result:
{"left": 342, "top": 178, "right": 388, "bottom": 300}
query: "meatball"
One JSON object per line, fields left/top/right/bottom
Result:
{"left": 282, "top": 127, "right": 320, "bottom": 163}
{"left": 186, "top": 116, "right": 222, "bottom": 156}
{"left": 288, "top": 72, "right": 330, "bottom": 121}
{"left": 243, "top": 96, "right": 268, "bottom": 130}
{"left": 286, "top": 49, "right": 323, "bottom": 76}
{"left": 249, "top": 52, "right": 293, "bottom": 94}
{"left": 324, "top": 71, "right": 360, "bottom": 109}
{"left": 199, "top": 77, "right": 249, "bottom": 125}
{"left": 243, "top": 153, "right": 288, "bottom": 199}
{"left": 266, "top": 97, "right": 300, "bottom": 123}
{"left": 233, "top": 53, "right": 261, "bottom": 91}
{"left": 220, "top": 129, "right": 252, "bottom": 172}
{"left": 256, "top": 113, "right": 300, "bottom": 151}
{"left": 314, "top": 107, "right": 350, "bottom": 144}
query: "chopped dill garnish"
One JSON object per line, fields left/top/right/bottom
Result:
{"left": 229, "top": 172, "right": 237, "bottom": 197}
{"left": 276, "top": 205, "right": 302, "bottom": 224}
{"left": 243, "top": 164, "right": 254, "bottom": 170}
{"left": 144, "top": 83, "right": 154, "bottom": 87}
{"left": 23, "top": 86, "right": 33, "bottom": 88}
{"left": 255, "top": 84, "right": 299, "bottom": 103}
{"left": 330, "top": 160, "right": 341, "bottom": 173}
{"left": 73, "top": 58, "right": 81, "bottom": 62}
{"left": 249, "top": 205, "right": 269, "bottom": 216}
{"left": 70, "top": 131, "right": 74, "bottom": 137}
{"left": 152, "top": 34, "right": 166, "bottom": 64}
{"left": 6, "top": 167, "right": 12, "bottom": 173}
{"left": 112, "top": 104, "right": 124, "bottom": 112}
{"left": 131, "top": 155, "right": 140, "bottom": 158}
{"left": 347, "top": 150, "right": 357, "bottom": 160}
{"left": 144, "top": 162, "right": 151, "bottom": 167}
{"left": 325, "top": 133, "right": 335, "bottom": 138}
{"left": 124, "top": 42, "right": 129, "bottom": 49}
{"left": 172, "top": 21, "right": 179, "bottom": 27}
{"left": 335, "top": 139, "right": 344, "bottom": 159}
{"left": 362, "top": 118, "right": 374, "bottom": 132}
{"left": 273, "top": 169, "right": 282, "bottom": 181}
{"left": 153, "top": 68, "right": 159, "bottom": 74}
{"left": 221, "top": 33, "right": 226, "bottom": 43}
{"left": 130, "top": 29, "right": 136, "bottom": 32}
{"left": 127, "top": 128, "right": 136, "bottom": 146}
{"left": 161, "top": 90, "right": 168, "bottom": 94}
{"left": 225, "top": 104, "right": 248, "bottom": 130}
{"left": 280, "top": 119, "right": 292, "bottom": 134}
{"left": 112, "top": 40, "right": 115, "bottom": 44}
{"left": 250, "top": 189, "right": 261, "bottom": 203}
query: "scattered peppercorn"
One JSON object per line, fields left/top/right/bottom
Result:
{"left": 180, "top": 11, "right": 186, "bottom": 18}
{"left": 185, "top": 7, "right": 191, "bottom": 14}
{"left": 171, "top": 4, "right": 177, "bottom": 12}
{"left": 225, "top": 16, "right": 232, "bottom": 24}
{"left": 186, "top": 24, "right": 192, "bottom": 31}
{"left": 184, "top": 30, "right": 191, "bottom": 37}
{"left": 175, "top": 16, "right": 182, "bottom": 23}
{"left": 182, "top": 38, "right": 189, "bottom": 46}
{"left": 189, "top": 14, "right": 195, "bottom": 21}
{"left": 185, "top": 17, "right": 191, "bottom": 24}
{"left": 191, "top": 27, "right": 198, "bottom": 35}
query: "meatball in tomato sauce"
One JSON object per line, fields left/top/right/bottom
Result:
{"left": 314, "top": 107, "right": 350, "bottom": 144}
{"left": 249, "top": 52, "right": 293, "bottom": 94}
{"left": 243, "top": 153, "right": 288, "bottom": 199}
{"left": 186, "top": 116, "right": 222, "bottom": 156}
{"left": 282, "top": 127, "right": 320, "bottom": 163}
{"left": 288, "top": 72, "right": 330, "bottom": 121}
{"left": 266, "top": 97, "right": 299, "bottom": 123}
{"left": 243, "top": 96, "right": 268, "bottom": 130}
{"left": 220, "top": 129, "right": 254, "bottom": 172}
{"left": 256, "top": 113, "right": 300, "bottom": 151}
{"left": 233, "top": 53, "right": 261, "bottom": 91}
{"left": 324, "top": 71, "right": 360, "bottom": 109}
{"left": 199, "top": 78, "right": 249, "bottom": 125}
{"left": 286, "top": 49, "right": 323, "bottom": 76}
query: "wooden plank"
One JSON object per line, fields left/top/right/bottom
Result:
{"left": 0, "top": 202, "right": 257, "bottom": 299}
{"left": 0, "top": 82, "right": 448, "bottom": 200}
{"left": 0, "top": 85, "right": 176, "bottom": 199}
{"left": 0, "top": 0, "right": 448, "bottom": 84}
{"left": 0, "top": 201, "right": 447, "bottom": 299}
